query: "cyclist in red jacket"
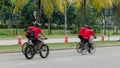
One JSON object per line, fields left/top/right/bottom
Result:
{"left": 83, "top": 27, "right": 96, "bottom": 49}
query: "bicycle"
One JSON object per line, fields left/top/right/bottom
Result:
{"left": 76, "top": 38, "right": 96, "bottom": 55}
{"left": 23, "top": 38, "right": 49, "bottom": 59}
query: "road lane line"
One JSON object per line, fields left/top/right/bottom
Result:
{"left": 112, "top": 54, "right": 120, "bottom": 56}
{"left": 87, "top": 56, "right": 98, "bottom": 59}
{"left": 19, "top": 62, "right": 36, "bottom": 65}
{"left": 55, "top": 58, "right": 72, "bottom": 62}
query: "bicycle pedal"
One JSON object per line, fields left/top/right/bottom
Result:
{"left": 35, "top": 51, "right": 38, "bottom": 54}
{"left": 34, "top": 50, "right": 38, "bottom": 54}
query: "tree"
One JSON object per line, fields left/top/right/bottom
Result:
{"left": 72, "top": 0, "right": 113, "bottom": 24}
{"left": 67, "top": 4, "right": 77, "bottom": 29}
{"left": 0, "top": 0, "right": 13, "bottom": 28}
{"left": 12, "top": 0, "right": 120, "bottom": 35}
{"left": 18, "top": 0, "right": 35, "bottom": 27}
{"left": 12, "top": 0, "right": 73, "bottom": 35}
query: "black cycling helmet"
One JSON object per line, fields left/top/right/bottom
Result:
{"left": 83, "top": 24, "right": 88, "bottom": 28}
{"left": 29, "top": 22, "right": 35, "bottom": 26}
{"left": 88, "top": 26, "right": 92, "bottom": 29}
{"left": 35, "top": 23, "right": 40, "bottom": 27}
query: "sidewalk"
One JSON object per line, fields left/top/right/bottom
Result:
{"left": 0, "top": 36, "right": 119, "bottom": 46}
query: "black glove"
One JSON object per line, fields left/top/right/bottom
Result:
{"left": 94, "top": 36, "right": 97, "bottom": 39}
{"left": 45, "top": 37, "right": 48, "bottom": 39}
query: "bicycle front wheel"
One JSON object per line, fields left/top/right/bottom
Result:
{"left": 81, "top": 43, "right": 88, "bottom": 55}
{"left": 24, "top": 45, "right": 35, "bottom": 59}
{"left": 39, "top": 44, "right": 49, "bottom": 58}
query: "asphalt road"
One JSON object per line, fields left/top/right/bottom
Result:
{"left": 0, "top": 36, "right": 120, "bottom": 45}
{"left": 0, "top": 46, "right": 120, "bottom": 68}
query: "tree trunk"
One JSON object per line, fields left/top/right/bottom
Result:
{"left": 81, "top": 0, "right": 86, "bottom": 25}
{"left": 48, "top": 17, "right": 51, "bottom": 35}
{"left": 35, "top": 0, "right": 41, "bottom": 23}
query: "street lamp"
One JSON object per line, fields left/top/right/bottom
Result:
{"left": 64, "top": 1, "right": 68, "bottom": 43}
{"left": 64, "top": 2, "right": 67, "bottom": 35}
{"left": 103, "top": 3, "right": 113, "bottom": 41}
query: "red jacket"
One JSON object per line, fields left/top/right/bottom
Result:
{"left": 33, "top": 27, "right": 42, "bottom": 39}
{"left": 78, "top": 27, "right": 87, "bottom": 36}
{"left": 83, "top": 29, "right": 95, "bottom": 40}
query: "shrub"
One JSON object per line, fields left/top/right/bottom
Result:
{"left": 0, "top": 24, "right": 8, "bottom": 28}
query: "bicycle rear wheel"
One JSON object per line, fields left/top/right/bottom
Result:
{"left": 22, "top": 42, "right": 28, "bottom": 55}
{"left": 39, "top": 44, "right": 49, "bottom": 58}
{"left": 24, "top": 45, "right": 35, "bottom": 59}
{"left": 76, "top": 43, "right": 82, "bottom": 53}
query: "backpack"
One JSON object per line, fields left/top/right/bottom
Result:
{"left": 26, "top": 29, "right": 34, "bottom": 40}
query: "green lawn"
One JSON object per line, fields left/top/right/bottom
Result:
{"left": 0, "top": 29, "right": 120, "bottom": 40}
{"left": 0, "top": 29, "right": 77, "bottom": 39}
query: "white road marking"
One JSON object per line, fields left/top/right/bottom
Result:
{"left": 19, "top": 62, "right": 36, "bottom": 65}
{"left": 87, "top": 56, "right": 98, "bottom": 59}
{"left": 112, "top": 54, "right": 120, "bottom": 56}
{"left": 55, "top": 58, "right": 72, "bottom": 62}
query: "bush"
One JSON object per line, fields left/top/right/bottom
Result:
{"left": 0, "top": 24, "right": 9, "bottom": 28}
{"left": 70, "top": 24, "right": 78, "bottom": 34}
{"left": 71, "top": 28, "right": 78, "bottom": 34}
{"left": 0, "top": 29, "right": 14, "bottom": 35}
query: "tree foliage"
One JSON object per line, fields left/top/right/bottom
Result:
{"left": 0, "top": 0, "right": 12, "bottom": 23}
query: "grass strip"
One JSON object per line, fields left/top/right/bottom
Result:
{"left": 0, "top": 41, "right": 120, "bottom": 52}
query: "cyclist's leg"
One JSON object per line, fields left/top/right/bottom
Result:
{"left": 78, "top": 35, "right": 82, "bottom": 42}
{"left": 31, "top": 39, "right": 35, "bottom": 45}
{"left": 88, "top": 39, "right": 94, "bottom": 49}
{"left": 31, "top": 39, "right": 38, "bottom": 52}
{"left": 84, "top": 39, "right": 89, "bottom": 46}
{"left": 87, "top": 39, "right": 94, "bottom": 54}
{"left": 36, "top": 38, "right": 42, "bottom": 49}
{"left": 81, "top": 36, "right": 84, "bottom": 43}
{"left": 80, "top": 39, "right": 87, "bottom": 49}
{"left": 83, "top": 39, "right": 91, "bottom": 53}
{"left": 31, "top": 39, "right": 38, "bottom": 50}
{"left": 26, "top": 36, "right": 30, "bottom": 43}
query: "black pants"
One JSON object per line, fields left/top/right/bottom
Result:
{"left": 83, "top": 39, "right": 93, "bottom": 49}
{"left": 31, "top": 38, "right": 41, "bottom": 46}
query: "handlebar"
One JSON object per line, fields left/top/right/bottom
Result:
{"left": 40, "top": 38, "right": 47, "bottom": 40}
{"left": 38, "top": 36, "right": 47, "bottom": 40}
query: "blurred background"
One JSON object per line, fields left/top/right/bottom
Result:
{"left": 0, "top": 0, "right": 120, "bottom": 40}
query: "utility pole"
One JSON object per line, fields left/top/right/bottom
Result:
{"left": 64, "top": 1, "right": 68, "bottom": 43}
